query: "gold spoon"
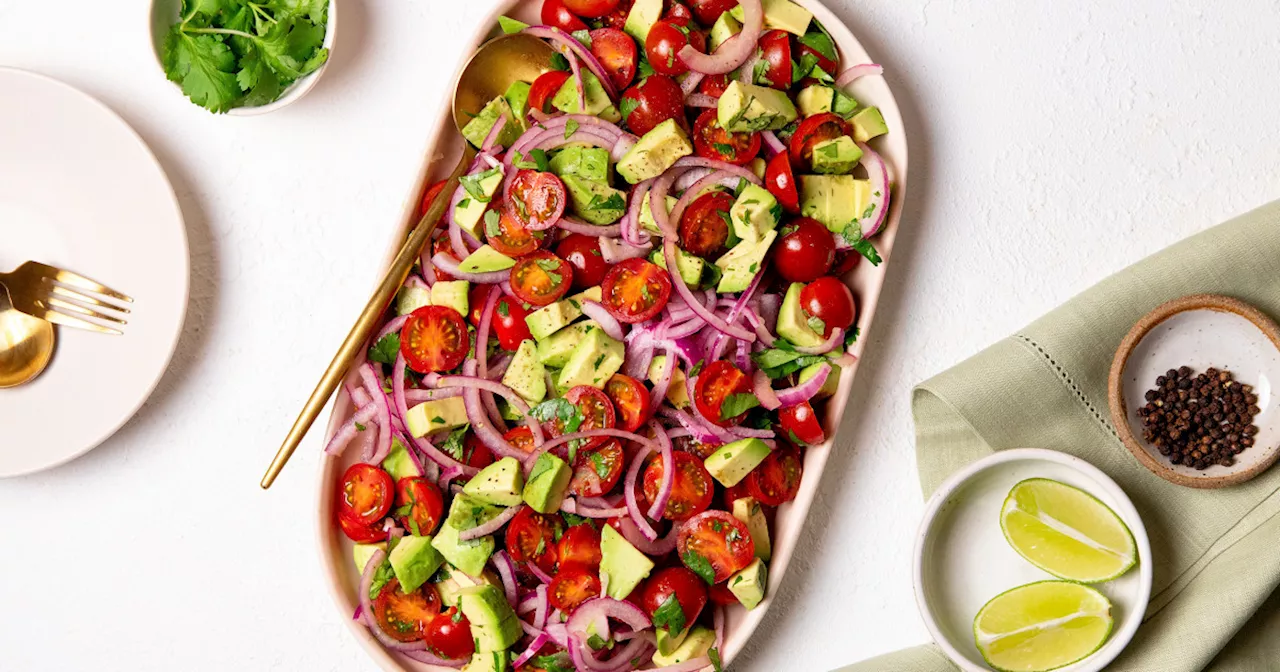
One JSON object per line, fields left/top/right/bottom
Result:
{"left": 260, "top": 33, "right": 556, "bottom": 489}
{"left": 0, "top": 291, "right": 55, "bottom": 388}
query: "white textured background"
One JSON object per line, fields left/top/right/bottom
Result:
{"left": 1, "top": 1, "right": 1277, "bottom": 670}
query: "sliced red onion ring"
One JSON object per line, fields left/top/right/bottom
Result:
{"left": 442, "top": 371, "right": 544, "bottom": 460}
{"left": 775, "top": 362, "right": 831, "bottom": 407}
{"left": 727, "top": 425, "right": 774, "bottom": 439}
{"left": 393, "top": 364, "right": 477, "bottom": 477}
{"left": 657, "top": 406, "right": 721, "bottom": 443}
{"left": 581, "top": 300, "right": 626, "bottom": 340}
{"left": 623, "top": 179, "right": 654, "bottom": 246}
{"left": 645, "top": 420, "right": 675, "bottom": 520}
{"left": 359, "top": 550, "right": 429, "bottom": 652}
{"left": 439, "top": 465, "right": 463, "bottom": 491}
{"left": 545, "top": 622, "right": 570, "bottom": 648}
{"left": 673, "top": 156, "right": 762, "bottom": 185}
{"left": 534, "top": 583, "right": 549, "bottom": 631}
{"left": 611, "top": 133, "right": 638, "bottom": 163}
{"left": 567, "top": 48, "right": 587, "bottom": 113}
{"left": 512, "top": 632, "right": 551, "bottom": 669}
{"left": 714, "top": 604, "right": 725, "bottom": 651}
{"left": 531, "top": 428, "right": 660, "bottom": 460}
{"left": 680, "top": 71, "right": 705, "bottom": 95}
{"left": 567, "top": 597, "right": 652, "bottom": 641}
{"left": 761, "top": 129, "right": 786, "bottom": 157}
{"left": 572, "top": 636, "right": 654, "bottom": 672}
{"left": 613, "top": 512, "right": 680, "bottom": 555}
{"left": 432, "top": 252, "right": 509, "bottom": 284}
{"left": 739, "top": 49, "right": 759, "bottom": 86}
{"left": 835, "top": 63, "right": 885, "bottom": 87}
{"left": 558, "top": 215, "right": 622, "bottom": 237}
{"left": 742, "top": 307, "right": 777, "bottom": 346}
{"left": 647, "top": 345, "right": 676, "bottom": 409}
{"left": 677, "top": 0, "right": 762, "bottom": 74}
{"left": 324, "top": 403, "right": 379, "bottom": 456}
{"left": 753, "top": 369, "right": 782, "bottom": 411}
{"left": 401, "top": 650, "right": 465, "bottom": 667}
{"left": 624, "top": 445, "right": 661, "bottom": 540}
{"left": 528, "top": 561, "right": 554, "bottom": 585}
{"left": 665, "top": 240, "right": 755, "bottom": 341}
{"left": 856, "top": 142, "right": 891, "bottom": 237}
{"left": 491, "top": 550, "right": 520, "bottom": 606}
{"left": 561, "top": 497, "right": 629, "bottom": 518}
{"left": 359, "top": 364, "right": 394, "bottom": 464}
{"left": 481, "top": 114, "right": 509, "bottom": 153}
{"left": 669, "top": 169, "right": 742, "bottom": 226}
{"left": 460, "top": 503, "right": 520, "bottom": 541}
{"left": 684, "top": 92, "right": 718, "bottom": 108}
{"left": 599, "top": 237, "right": 652, "bottom": 264}
{"left": 793, "top": 326, "right": 844, "bottom": 355}
{"left": 523, "top": 26, "right": 619, "bottom": 99}
{"left": 476, "top": 287, "right": 508, "bottom": 432}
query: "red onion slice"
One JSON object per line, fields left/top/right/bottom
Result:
{"left": 401, "top": 650, "right": 465, "bottom": 667}
{"left": 611, "top": 133, "right": 638, "bottom": 163}
{"left": 684, "top": 93, "right": 718, "bottom": 108}
{"left": 792, "top": 326, "right": 844, "bottom": 355}
{"left": 613, "top": 512, "right": 680, "bottom": 555}
{"left": 645, "top": 420, "right": 675, "bottom": 520}
{"left": 622, "top": 179, "right": 654, "bottom": 246}
{"left": 432, "top": 252, "right": 510, "bottom": 284}
{"left": 491, "top": 550, "right": 520, "bottom": 606}
{"left": 359, "top": 364, "right": 394, "bottom": 464}
{"left": 742, "top": 307, "right": 777, "bottom": 347}
{"left": 665, "top": 240, "right": 755, "bottom": 341}
{"left": 359, "top": 550, "right": 430, "bottom": 652}
{"left": 647, "top": 346, "right": 677, "bottom": 409}
{"left": 753, "top": 369, "right": 782, "bottom": 411}
{"left": 440, "top": 371, "right": 545, "bottom": 458}
{"left": 761, "top": 129, "right": 786, "bottom": 157}
{"left": 624, "top": 445, "right": 661, "bottom": 540}
{"left": 567, "top": 49, "right": 587, "bottom": 113}
{"left": 673, "top": 156, "right": 762, "bottom": 185}
{"left": 512, "top": 632, "right": 551, "bottom": 669}
{"left": 677, "top": 0, "right": 762, "bottom": 74}
{"left": 598, "top": 237, "right": 653, "bottom": 264}
{"left": 324, "top": 403, "right": 379, "bottom": 456}
{"left": 459, "top": 503, "right": 521, "bottom": 541}
{"left": 561, "top": 497, "right": 629, "bottom": 518}
{"left": 856, "top": 142, "right": 891, "bottom": 237}
{"left": 530, "top": 428, "right": 660, "bottom": 460}
{"left": 534, "top": 584, "right": 549, "bottom": 631}
{"left": 581, "top": 300, "right": 626, "bottom": 340}
{"left": 567, "top": 597, "right": 652, "bottom": 641}
{"left": 680, "top": 71, "right": 705, "bottom": 95}
{"left": 523, "top": 26, "right": 619, "bottom": 99}
{"left": 775, "top": 362, "right": 831, "bottom": 407}
{"left": 558, "top": 215, "right": 622, "bottom": 238}
{"left": 835, "top": 63, "right": 885, "bottom": 87}
{"left": 480, "top": 114, "right": 510, "bottom": 153}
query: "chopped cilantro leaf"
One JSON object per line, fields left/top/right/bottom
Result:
{"left": 720, "top": 392, "right": 760, "bottom": 420}
{"left": 851, "top": 237, "right": 882, "bottom": 266}
{"left": 550, "top": 52, "right": 571, "bottom": 71}
{"left": 367, "top": 333, "right": 400, "bottom": 365}
{"left": 484, "top": 209, "right": 502, "bottom": 238}
{"left": 651, "top": 593, "right": 687, "bottom": 634}
{"left": 564, "top": 119, "right": 580, "bottom": 139}
{"left": 683, "top": 549, "right": 716, "bottom": 585}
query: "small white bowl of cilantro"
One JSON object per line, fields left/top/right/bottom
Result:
{"left": 151, "top": 0, "right": 336, "bottom": 115}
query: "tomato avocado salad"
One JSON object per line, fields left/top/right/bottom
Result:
{"left": 329, "top": 0, "right": 892, "bottom": 669}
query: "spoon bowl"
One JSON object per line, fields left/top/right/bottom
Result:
{"left": 452, "top": 33, "right": 557, "bottom": 133}
{"left": 0, "top": 306, "right": 54, "bottom": 388}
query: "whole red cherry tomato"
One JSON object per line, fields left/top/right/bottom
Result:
{"left": 542, "top": 0, "right": 588, "bottom": 31}
{"left": 774, "top": 218, "right": 835, "bottom": 283}
{"left": 621, "top": 75, "right": 687, "bottom": 136}
{"left": 799, "top": 277, "right": 856, "bottom": 338}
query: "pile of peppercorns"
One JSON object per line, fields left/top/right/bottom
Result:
{"left": 1137, "top": 366, "right": 1261, "bottom": 470}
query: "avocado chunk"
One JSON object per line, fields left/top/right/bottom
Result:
{"left": 504, "top": 81, "right": 531, "bottom": 123}
{"left": 549, "top": 146, "right": 611, "bottom": 184}
{"left": 431, "top": 519, "right": 496, "bottom": 578}
{"left": 717, "top": 81, "right": 798, "bottom": 133}
{"left": 463, "top": 650, "right": 509, "bottom": 672}
{"left": 353, "top": 542, "right": 387, "bottom": 572}
{"left": 851, "top": 106, "right": 889, "bottom": 142}
{"left": 655, "top": 625, "right": 690, "bottom": 657}
{"left": 799, "top": 174, "right": 870, "bottom": 236}
{"left": 396, "top": 285, "right": 433, "bottom": 316}
{"left": 389, "top": 536, "right": 446, "bottom": 593}
{"left": 798, "top": 360, "right": 841, "bottom": 399}
{"left": 558, "top": 327, "right": 625, "bottom": 390}
{"left": 525, "top": 287, "right": 602, "bottom": 341}
{"left": 729, "top": 0, "right": 812, "bottom": 35}
{"left": 705, "top": 438, "right": 772, "bottom": 487}
{"left": 600, "top": 524, "right": 655, "bottom": 600}
{"left": 776, "top": 282, "right": 825, "bottom": 347}
{"left": 833, "top": 89, "right": 859, "bottom": 118}
{"left": 810, "top": 136, "right": 863, "bottom": 175}
{"left": 498, "top": 398, "right": 524, "bottom": 422}
{"left": 796, "top": 84, "right": 834, "bottom": 116}
{"left": 501, "top": 339, "right": 547, "bottom": 405}
{"left": 382, "top": 437, "right": 423, "bottom": 482}
{"left": 464, "top": 457, "right": 526, "bottom": 507}
{"left": 454, "top": 167, "right": 505, "bottom": 241}
{"left": 446, "top": 492, "right": 508, "bottom": 531}
{"left": 431, "top": 280, "right": 470, "bottom": 318}
{"left": 623, "top": 0, "right": 663, "bottom": 43}
{"left": 728, "top": 558, "right": 768, "bottom": 610}
{"left": 434, "top": 566, "right": 502, "bottom": 608}
{"left": 552, "top": 70, "right": 621, "bottom": 122}
{"left": 732, "top": 496, "right": 772, "bottom": 560}
{"left": 562, "top": 175, "right": 627, "bottom": 225}
{"left": 523, "top": 452, "right": 573, "bottom": 513}
{"left": 714, "top": 229, "right": 776, "bottom": 293}
{"left": 651, "top": 625, "right": 715, "bottom": 666}
{"left": 729, "top": 183, "right": 782, "bottom": 244}
{"left": 535, "top": 321, "right": 599, "bottom": 367}
{"left": 709, "top": 12, "right": 742, "bottom": 51}
{"left": 462, "top": 96, "right": 523, "bottom": 149}
{"left": 460, "top": 584, "right": 522, "bottom": 651}
{"left": 650, "top": 247, "right": 704, "bottom": 288}
{"left": 459, "top": 245, "right": 517, "bottom": 274}
{"left": 647, "top": 355, "right": 689, "bottom": 408}
{"left": 639, "top": 193, "right": 679, "bottom": 236}
{"left": 617, "top": 119, "right": 693, "bottom": 184}
{"left": 406, "top": 397, "right": 469, "bottom": 438}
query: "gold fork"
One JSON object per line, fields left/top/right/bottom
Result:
{"left": 0, "top": 261, "right": 133, "bottom": 335}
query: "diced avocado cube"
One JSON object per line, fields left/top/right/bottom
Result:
{"left": 799, "top": 174, "right": 870, "bottom": 236}
{"left": 523, "top": 452, "right": 573, "bottom": 513}
{"left": 651, "top": 625, "right": 715, "bottom": 667}
{"left": 406, "top": 397, "right": 469, "bottom": 438}
{"left": 600, "top": 524, "right": 655, "bottom": 600}
{"left": 647, "top": 355, "right": 689, "bottom": 408}
{"left": 459, "top": 245, "right": 516, "bottom": 274}
{"left": 624, "top": 0, "right": 663, "bottom": 42}
{"left": 504, "top": 80, "right": 531, "bottom": 122}
{"left": 353, "top": 542, "right": 387, "bottom": 572}
{"left": 431, "top": 520, "right": 495, "bottom": 578}
{"left": 464, "top": 457, "right": 526, "bottom": 507}
{"left": 462, "top": 96, "right": 523, "bottom": 149}
{"left": 389, "top": 536, "right": 445, "bottom": 593}
{"left": 799, "top": 360, "right": 841, "bottom": 398}
{"left": 558, "top": 327, "right": 625, "bottom": 390}
{"left": 536, "top": 321, "right": 599, "bottom": 367}
{"left": 498, "top": 398, "right": 524, "bottom": 422}
{"left": 435, "top": 567, "right": 502, "bottom": 608}
{"left": 729, "top": 0, "right": 812, "bottom": 35}
{"left": 526, "top": 287, "right": 602, "bottom": 341}
{"left": 655, "top": 625, "right": 690, "bottom": 657}
{"left": 462, "top": 650, "right": 509, "bottom": 672}
{"left": 552, "top": 70, "right": 621, "bottom": 122}
{"left": 776, "top": 281, "right": 825, "bottom": 347}
{"left": 705, "top": 438, "right": 772, "bottom": 487}
{"left": 562, "top": 175, "right": 627, "bottom": 225}
{"left": 851, "top": 106, "right": 889, "bottom": 142}
{"left": 749, "top": 157, "right": 767, "bottom": 180}
{"left": 729, "top": 183, "right": 782, "bottom": 244}
{"left": 382, "top": 438, "right": 423, "bottom": 482}
{"left": 454, "top": 167, "right": 505, "bottom": 240}
{"left": 732, "top": 496, "right": 772, "bottom": 560}
{"left": 833, "top": 89, "right": 859, "bottom": 118}
{"left": 650, "top": 248, "right": 704, "bottom": 288}
{"left": 549, "top": 146, "right": 610, "bottom": 183}
{"left": 497, "top": 16, "right": 529, "bottom": 34}
{"left": 447, "top": 492, "right": 508, "bottom": 531}
{"left": 501, "top": 340, "right": 547, "bottom": 405}
{"left": 709, "top": 12, "right": 742, "bottom": 51}
{"left": 460, "top": 585, "right": 522, "bottom": 650}
{"left": 714, "top": 229, "right": 776, "bottom": 293}
{"left": 396, "top": 285, "right": 433, "bottom": 316}
{"left": 431, "top": 280, "right": 470, "bottom": 318}
{"left": 717, "top": 81, "right": 798, "bottom": 133}
{"left": 810, "top": 136, "right": 863, "bottom": 175}
{"left": 617, "top": 119, "right": 693, "bottom": 184}
{"left": 639, "top": 194, "right": 679, "bottom": 236}
{"left": 797, "top": 85, "right": 834, "bottom": 116}
{"left": 728, "top": 558, "right": 768, "bottom": 610}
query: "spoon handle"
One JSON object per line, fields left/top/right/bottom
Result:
{"left": 261, "top": 145, "right": 478, "bottom": 489}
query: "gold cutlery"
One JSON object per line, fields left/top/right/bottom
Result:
{"left": 0, "top": 261, "right": 133, "bottom": 335}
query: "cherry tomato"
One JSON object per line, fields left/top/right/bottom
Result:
{"left": 598, "top": 0, "right": 633, "bottom": 30}
{"left": 529, "top": 71, "right": 572, "bottom": 114}
{"left": 679, "top": 190, "right": 733, "bottom": 258}
{"left": 510, "top": 251, "right": 574, "bottom": 307}
{"left": 372, "top": 578, "right": 440, "bottom": 642}
{"left": 590, "top": 28, "right": 638, "bottom": 91}
{"left": 492, "top": 297, "right": 533, "bottom": 351}
{"left": 693, "top": 360, "right": 752, "bottom": 427}
{"left": 556, "top": 233, "right": 609, "bottom": 291}
{"left": 549, "top": 566, "right": 602, "bottom": 612}
{"left": 509, "top": 170, "right": 567, "bottom": 231}
{"left": 605, "top": 374, "right": 651, "bottom": 432}
{"left": 642, "top": 451, "right": 715, "bottom": 521}
{"left": 564, "top": 0, "right": 619, "bottom": 17}
{"left": 692, "top": 109, "right": 760, "bottom": 167}
{"left": 799, "top": 276, "right": 856, "bottom": 338}
{"left": 708, "top": 582, "right": 737, "bottom": 606}
{"left": 569, "top": 438, "right": 625, "bottom": 497}
{"left": 542, "top": 0, "right": 588, "bottom": 31}
{"left": 557, "top": 524, "right": 603, "bottom": 571}
{"left": 677, "top": 510, "right": 754, "bottom": 583}
{"left": 830, "top": 249, "right": 861, "bottom": 276}
{"left": 675, "top": 435, "right": 719, "bottom": 460}
{"left": 488, "top": 203, "right": 542, "bottom": 257}
{"left": 462, "top": 433, "right": 496, "bottom": 469}
{"left": 506, "top": 506, "right": 565, "bottom": 574}
{"left": 722, "top": 481, "right": 752, "bottom": 509}
{"left": 764, "top": 151, "right": 800, "bottom": 214}
{"left": 503, "top": 426, "right": 539, "bottom": 456}
{"left": 747, "top": 443, "right": 803, "bottom": 506}
{"left": 601, "top": 258, "right": 673, "bottom": 323}
{"left": 432, "top": 237, "right": 459, "bottom": 282}
{"left": 686, "top": 0, "right": 736, "bottom": 25}
{"left": 338, "top": 463, "right": 394, "bottom": 527}
{"left": 698, "top": 73, "right": 731, "bottom": 98}
{"left": 756, "top": 30, "right": 792, "bottom": 88}
{"left": 419, "top": 180, "right": 448, "bottom": 218}
{"left": 779, "top": 401, "right": 825, "bottom": 446}
{"left": 664, "top": 0, "right": 694, "bottom": 22}
{"left": 424, "top": 605, "right": 475, "bottom": 660}
{"left": 789, "top": 113, "right": 854, "bottom": 171}
{"left": 774, "top": 218, "right": 835, "bottom": 283}
{"left": 640, "top": 567, "right": 708, "bottom": 630}
{"left": 620, "top": 75, "right": 687, "bottom": 136}
{"left": 548, "top": 386, "right": 617, "bottom": 451}
{"left": 395, "top": 477, "right": 445, "bottom": 537}
{"left": 400, "top": 305, "right": 469, "bottom": 373}
{"left": 468, "top": 284, "right": 493, "bottom": 327}
{"left": 339, "top": 514, "right": 389, "bottom": 543}
{"left": 646, "top": 18, "right": 704, "bottom": 77}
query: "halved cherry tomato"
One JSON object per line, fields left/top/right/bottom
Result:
{"left": 510, "top": 251, "right": 574, "bottom": 307}
{"left": 372, "top": 578, "right": 440, "bottom": 642}
{"left": 503, "top": 426, "right": 539, "bottom": 456}
{"left": 488, "top": 203, "right": 542, "bottom": 257}
{"left": 620, "top": 75, "right": 687, "bottom": 136}
{"left": 764, "top": 151, "right": 800, "bottom": 214}
{"left": 756, "top": 30, "right": 792, "bottom": 88}
{"left": 799, "top": 276, "right": 856, "bottom": 338}
{"left": 401, "top": 305, "right": 469, "bottom": 373}
{"left": 509, "top": 170, "right": 567, "bottom": 230}
{"left": 419, "top": 180, "right": 448, "bottom": 217}
{"left": 686, "top": 0, "right": 737, "bottom": 25}
{"left": 664, "top": 0, "right": 694, "bottom": 22}
{"left": 590, "top": 28, "right": 638, "bottom": 91}
{"left": 598, "top": 0, "right": 633, "bottom": 30}
{"left": 432, "top": 236, "right": 459, "bottom": 282}
{"left": 549, "top": 566, "right": 602, "bottom": 612}
{"left": 601, "top": 258, "right": 673, "bottom": 323}
{"left": 468, "top": 284, "right": 493, "bottom": 326}
{"left": 395, "top": 477, "right": 445, "bottom": 537}
{"left": 747, "top": 443, "right": 803, "bottom": 506}
{"left": 693, "top": 360, "right": 752, "bottom": 427}
{"left": 605, "top": 374, "right": 651, "bottom": 432}
{"left": 774, "top": 217, "right": 835, "bottom": 283}
{"left": 529, "top": 71, "right": 572, "bottom": 114}
{"left": 493, "top": 297, "right": 533, "bottom": 351}
{"left": 789, "top": 113, "right": 854, "bottom": 171}
{"left": 677, "top": 510, "right": 754, "bottom": 583}
{"left": 338, "top": 463, "right": 394, "bottom": 527}
{"left": 424, "top": 605, "right": 475, "bottom": 660}
{"left": 698, "top": 73, "right": 731, "bottom": 98}
{"left": 542, "top": 0, "right": 588, "bottom": 31}
{"left": 830, "top": 249, "right": 861, "bottom": 276}
{"left": 779, "top": 401, "right": 825, "bottom": 446}
{"left": 506, "top": 506, "right": 565, "bottom": 574}
{"left": 708, "top": 582, "right": 738, "bottom": 606}
{"left": 557, "top": 523, "right": 603, "bottom": 570}
{"left": 722, "top": 480, "right": 752, "bottom": 509}
{"left": 461, "top": 433, "right": 496, "bottom": 469}
{"left": 692, "top": 109, "right": 760, "bottom": 167}
{"left": 556, "top": 233, "right": 609, "bottom": 291}
{"left": 640, "top": 567, "right": 708, "bottom": 631}
{"left": 548, "top": 386, "right": 617, "bottom": 451}
{"left": 646, "top": 18, "right": 704, "bottom": 77}
{"left": 564, "top": 0, "right": 619, "bottom": 17}
{"left": 569, "top": 438, "right": 625, "bottom": 497}
{"left": 339, "top": 514, "right": 389, "bottom": 543}
{"left": 674, "top": 435, "right": 719, "bottom": 460}
{"left": 679, "top": 190, "right": 733, "bottom": 258}
{"left": 642, "top": 451, "right": 715, "bottom": 521}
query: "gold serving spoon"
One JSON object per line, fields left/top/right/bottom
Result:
{"left": 0, "top": 296, "right": 54, "bottom": 388}
{"left": 261, "top": 33, "right": 556, "bottom": 489}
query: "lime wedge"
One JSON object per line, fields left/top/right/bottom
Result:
{"left": 974, "top": 581, "right": 1113, "bottom": 672}
{"left": 1000, "top": 478, "right": 1137, "bottom": 583}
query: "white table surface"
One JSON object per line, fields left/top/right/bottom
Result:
{"left": 1, "top": 1, "right": 1277, "bottom": 670}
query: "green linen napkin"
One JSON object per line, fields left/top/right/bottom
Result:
{"left": 840, "top": 201, "right": 1280, "bottom": 672}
